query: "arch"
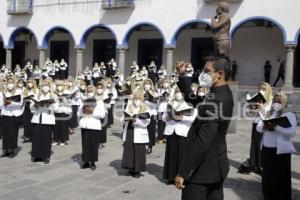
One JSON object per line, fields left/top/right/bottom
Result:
{"left": 171, "top": 19, "right": 211, "bottom": 47}
{"left": 7, "top": 26, "right": 38, "bottom": 49}
{"left": 230, "top": 16, "right": 287, "bottom": 43}
{"left": 79, "top": 24, "right": 118, "bottom": 49}
{"left": 293, "top": 28, "right": 300, "bottom": 45}
{"left": 122, "top": 22, "right": 167, "bottom": 47}
{"left": 40, "top": 25, "right": 76, "bottom": 49}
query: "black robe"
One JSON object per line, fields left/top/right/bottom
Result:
{"left": 31, "top": 124, "right": 53, "bottom": 160}
{"left": 81, "top": 129, "right": 100, "bottom": 162}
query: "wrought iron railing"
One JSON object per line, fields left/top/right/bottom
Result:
{"left": 102, "top": 0, "right": 135, "bottom": 9}
{"left": 7, "top": 0, "right": 33, "bottom": 14}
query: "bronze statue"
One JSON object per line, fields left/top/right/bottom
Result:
{"left": 211, "top": 1, "right": 231, "bottom": 57}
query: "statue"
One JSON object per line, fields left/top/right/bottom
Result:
{"left": 211, "top": 1, "right": 231, "bottom": 58}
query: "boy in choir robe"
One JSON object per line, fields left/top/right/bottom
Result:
{"left": 53, "top": 80, "right": 72, "bottom": 146}
{"left": 162, "top": 88, "right": 198, "bottom": 184}
{"left": 30, "top": 80, "right": 57, "bottom": 164}
{"left": 0, "top": 77, "right": 24, "bottom": 158}
{"left": 78, "top": 85, "right": 105, "bottom": 170}
{"left": 121, "top": 92, "right": 151, "bottom": 178}
{"left": 22, "top": 78, "right": 39, "bottom": 143}
{"left": 95, "top": 81, "right": 110, "bottom": 148}
{"left": 143, "top": 79, "right": 159, "bottom": 154}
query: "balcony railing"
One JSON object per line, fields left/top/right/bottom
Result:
{"left": 7, "top": 0, "right": 33, "bottom": 15}
{"left": 204, "top": 0, "right": 243, "bottom": 3}
{"left": 102, "top": 0, "right": 135, "bottom": 9}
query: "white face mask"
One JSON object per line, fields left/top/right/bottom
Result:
{"left": 107, "top": 84, "right": 111, "bottom": 88}
{"left": 133, "top": 100, "right": 141, "bottom": 107}
{"left": 87, "top": 92, "right": 94, "bottom": 98}
{"left": 42, "top": 86, "right": 50, "bottom": 93}
{"left": 7, "top": 83, "right": 15, "bottom": 90}
{"left": 28, "top": 83, "right": 34, "bottom": 88}
{"left": 272, "top": 103, "right": 283, "bottom": 112}
{"left": 163, "top": 83, "right": 169, "bottom": 88}
{"left": 18, "top": 83, "right": 24, "bottom": 88}
{"left": 175, "top": 93, "right": 183, "bottom": 101}
{"left": 198, "top": 72, "right": 213, "bottom": 89}
{"left": 97, "top": 89, "right": 103, "bottom": 94}
{"left": 126, "top": 81, "right": 131, "bottom": 86}
{"left": 80, "top": 86, "right": 86, "bottom": 90}
{"left": 136, "top": 85, "right": 141, "bottom": 90}
{"left": 68, "top": 82, "right": 73, "bottom": 87}
{"left": 57, "top": 86, "right": 64, "bottom": 91}
{"left": 198, "top": 92, "right": 205, "bottom": 97}
{"left": 144, "top": 84, "right": 151, "bottom": 91}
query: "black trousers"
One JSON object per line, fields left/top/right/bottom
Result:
{"left": 249, "top": 123, "right": 262, "bottom": 169}
{"left": 1, "top": 116, "right": 20, "bottom": 151}
{"left": 273, "top": 74, "right": 285, "bottom": 87}
{"left": 31, "top": 124, "right": 53, "bottom": 160}
{"left": 261, "top": 146, "right": 291, "bottom": 200}
{"left": 182, "top": 182, "right": 224, "bottom": 200}
{"left": 81, "top": 129, "right": 100, "bottom": 162}
{"left": 147, "top": 115, "right": 157, "bottom": 147}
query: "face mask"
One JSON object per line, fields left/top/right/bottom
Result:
{"left": 57, "top": 86, "right": 64, "bottom": 91}
{"left": 144, "top": 84, "right": 151, "bottom": 91}
{"left": 107, "top": 84, "right": 111, "bottom": 88}
{"left": 198, "top": 92, "right": 205, "bottom": 97}
{"left": 68, "top": 82, "right": 73, "bottom": 87}
{"left": 191, "top": 87, "right": 197, "bottom": 92}
{"left": 18, "top": 83, "right": 24, "bottom": 88}
{"left": 175, "top": 93, "right": 183, "bottom": 101}
{"left": 163, "top": 83, "right": 169, "bottom": 88}
{"left": 7, "top": 83, "right": 15, "bottom": 90}
{"left": 136, "top": 85, "right": 141, "bottom": 90}
{"left": 133, "top": 100, "right": 141, "bottom": 107}
{"left": 97, "top": 89, "right": 103, "bottom": 94}
{"left": 272, "top": 103, "right": 283, "bottom": 112}
{"left": 42, "top": 86, "right": 50, "bottom": 93}
{"left": 260, "top": 90, "right": 266, "bottom": 96}
{"left": 87, "top": 92, "right": 94, "bottom": 98}
{"left": 126, "top": 81, "right": 131, "bottom": 86}
{"left": 80, "top": 86, "right": 86, "bottom": 90}
{"left": 28, "top": 83, "right": 34, "bottom": 88}
{"left": 198, "top": 72, "right": 213, "bottom": 89}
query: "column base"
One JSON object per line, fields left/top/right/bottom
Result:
{"left": 281, "top": 85, "right": 294, "bottom": 94}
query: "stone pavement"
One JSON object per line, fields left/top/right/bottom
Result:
{"left": 0, "top": 119, "right": 299, "bottom": 200}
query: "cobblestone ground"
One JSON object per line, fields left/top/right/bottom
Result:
{"left": 0, "top": 119, "right": 299, "bottom": 200}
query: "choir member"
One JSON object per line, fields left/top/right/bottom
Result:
{"left": 100, "top": 62, "right": 108, "bottom": 77}
{"left": 22, "top": 78, "right": 39, "bottom": 143}
{"left": 257, "top": 93, "right": 296, "bottom": 200}
{"left": 24, "top": 61, "right": 33, "bottom": 78}
{"left": 78, "top": 85, "right": 105, "bottom": 170}
{"left": 162, "top": 88, "right": 197, "bottom": 184}
{"left": 95, "top": 81, "right": 110, "bottom": 148}
{"left": 157, "top": 91, "right": 170, "bottom": 144}
{"left": 92, "top": 63, "right": 101, "bottom": 85}
{"left": 53, "top": 60, "right": 60, "bottom": 80}
{"left": 157, "top": 65, "right": 167, "bottom": 80}
{"left": 30, "top": 80, "right": 57, "bottom": 164}
{"left": 83, "top": 66, "right": 92, "bottom": 86}
{"left": 32, "top": 65, "right": 42, "bottom": 86}
{"left": 41, "top": 64, "right": 49, "bottom": 80}
{"left": 59, "top": 59, "right": 68, "bottom": 80}
{"left": 105, "top": 78, "right": 118, "bottom": 128}
{"left": 0, "top": 77, "right": 24, "bottom": 158}
{"left": 53, "top": 80, "right": 72, "bottom": 145}
{"left": 0, "top": 79, "right": 4, "bottom": 139}
{"left": 121, "top": 92, "right": 151, "bottom": 178}
{"left": 143, "top": 79, "right": 158, "bottom": 154}
{"left": 65, "top": 76, "right": 80, "bottom": 134}
{"left": 148, "top": 61, "right": 157, "bottom": 85}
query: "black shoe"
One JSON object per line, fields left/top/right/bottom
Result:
{"left": 90, "top": 163, "right": 97, "bottom": 171}
{"left": 82, "top": 162, "right": 90, "bottom": 169}
{"left": 132, "top": 173, "right": 142, "bottom": 178}
{"left": 8, "top": 153, "right": 15, "bottom": 158}
{"left": 0, "top": 152, "right": 9, "bottom": 158}
{"left": 22, "top": 139, "right": 30, "bottom": 143}
{"left": 43, "top": 159, "right": 50, "bottom": 164}
{"left": 147, "top": 147, "right": 152, "bottom": 155}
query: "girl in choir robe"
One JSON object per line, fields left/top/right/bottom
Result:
{"left": 22, "top": 78, "right": 39, "bottom": 143}
{"left": 53, "top": 60, "right": 60, "bottom": 80}
{"left": 239, "top": 82, "right": 273, "bottom": 175}
{"left": 256, "top": 93, "right": 296, "bottom": 200}
{"left": 32, "top": 65, "right": 42, "bottom": 86}
{"left": 0, "top": 77, "right": 24, "bottom": 158}
{"left": 162, "top": 89, "right": 198, "bottom": 184}
{"left": 83, "top": 66, "right": 92, "bottom": 86}
{"left": 65, "top": 76, "right": 80, "bottom": 134}
{"left": 95, "top": 81, "right": 110, "bottom": 148}
{"left": 143, "top": 79, "right": 159, "bottom": 154}
{"left": 59, "top": 59, "right": 68, "bottom": 80}
{"left": 30, "top": 80, "right": 57, "bottom": 164}
{"left": 53, "top": 80, "right": 72, "bottom": 146}
{"left": 16, "top": 79, "right": 26, "bottom": 127}
{"left": 78, "top": 86, "right": 105, "bottom": 170}
{"left": 0, "top": 79, "right": 5, "bottom": 139}
{"left": 157, "top": 91, "right": 170, "bottom": 144}
{"left": 105, "top": 78, "right": 118, "bottom": 128}
{"left": 121, "top": 92, "right": 151, "bottom": 178}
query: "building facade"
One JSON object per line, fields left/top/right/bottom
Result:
{"left": 0, "top": 0, "right": 300, "bottom": 88}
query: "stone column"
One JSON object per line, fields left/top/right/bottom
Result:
{"left": 5, "top": 48, "right": 12, "bottom": 69}
{"left": 39, "top": 48, "right": 46, "bottom": 67}
{"left": 283, "top": 45, "right": 296, "bottom": 91}
{"left": 76, "top": 48, "right": 84, "bottom": 74}
{"left": 166, "top": 47, "right": 175, "bottom": 75}
{"left": 117, "top": 47, "right": 126, "bottom": 75}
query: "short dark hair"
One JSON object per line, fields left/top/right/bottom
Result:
{"left": 205, "top": 55, "right": 231, "bottom": 81}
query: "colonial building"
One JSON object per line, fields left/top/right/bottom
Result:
{"left": 0, "top": 0, "right": 300, "bottom": 88}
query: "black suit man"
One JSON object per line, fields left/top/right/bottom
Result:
{"left": 175, "top": 57, "right": 234, "bottom": 200}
